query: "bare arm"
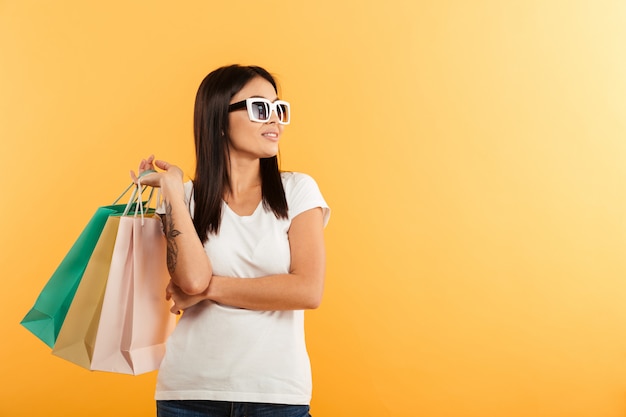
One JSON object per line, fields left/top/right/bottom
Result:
{"left": 133, "top": 156, "right": 212, "bottom": 295}
{"left": 161, "top": 193, "right": 212, "bottom": 295}
{"left": 167, "top": 207, "right": 326, "bottom": 312}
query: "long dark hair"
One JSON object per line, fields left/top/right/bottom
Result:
{"left": 192, "top": 64, "right": 288, "bottom": 243}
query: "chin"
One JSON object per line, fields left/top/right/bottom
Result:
{"left": 261, "top": 147, "right": 279, "bottom": 158}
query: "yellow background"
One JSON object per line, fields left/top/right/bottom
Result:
{"left": 2, "top": 1, "right": 626, "bottom": 416}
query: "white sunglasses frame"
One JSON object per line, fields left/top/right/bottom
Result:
{"left": 228, "top": 98, "right": 291, "bottom": 125}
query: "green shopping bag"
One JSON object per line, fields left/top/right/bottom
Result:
{"left": 20, "top": 204, "right": 128, "bottom": 348}
{"left": 52, "top": 216, "right": 122, "bottom": 368}
{"left": 20, "top": 176, "right": 155, "bottom": 348}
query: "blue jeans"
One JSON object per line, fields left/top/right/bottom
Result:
{"left": 156, "top": 400, "right": 311, "bottom": 417}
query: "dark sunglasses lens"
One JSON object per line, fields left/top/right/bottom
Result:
{"left": 277, "top": 103, "right": 289, "bottom": 122}
{"left": 251, "top": 101, "right": 270, "bottom": 121}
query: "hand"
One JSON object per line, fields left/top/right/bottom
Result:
{"left": 130, "top": 155, "right": 185, "bottom": 200}
{"left": 166, "top": 280, "right": 209, "bottom": 315}
{"left": 130, "top": 155, "right": 184, "bottom": 186}
{"left": 136, "top": 154, "right": 157, "bottom": 177}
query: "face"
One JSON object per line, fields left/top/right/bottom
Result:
{"left": 227, "top": 76, "right": 285, "bottom": 160}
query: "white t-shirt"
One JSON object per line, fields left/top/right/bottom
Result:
{"left": 155, "top": 172, "right": 330, "bottom": 405}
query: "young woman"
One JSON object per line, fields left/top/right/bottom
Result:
{"left": 133, "top": 65, "right": 330, "bottom": 417}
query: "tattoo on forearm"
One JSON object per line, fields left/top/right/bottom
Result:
{"left": 163, "top": 201, "right": 182, "bottom": 274}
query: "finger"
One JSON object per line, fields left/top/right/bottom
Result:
{"left": 138, "top": 155, "right": 155, "bottom": 173}
{"left": 154, "top": 160, "right": 170, "bottom": 171}
{"left": 136, "top": 171, "right": 160, "bottom": 187}
{"left": 130, "top": 169, "right": 156, "bottom": 186}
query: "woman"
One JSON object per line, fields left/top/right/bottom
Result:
{"left": 133, "top": 64, "right": 330, "bottom": 417}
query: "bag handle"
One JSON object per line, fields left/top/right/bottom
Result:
{"left": 118, "top": 170, "right": 158, "bottom": 221}
{"left": 112, "top": 169, "right": 156, "bottom": 205}
{"left": 112, "top": 183, "right": 136, "bottom": 205}
{"left": 134, "top": 175, "right": 157, "bottom": 225}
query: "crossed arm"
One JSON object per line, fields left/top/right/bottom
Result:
{"left": 134, "top": 157, "right": 327, "bottom": 313}
{"left": 166, "top": 206, "right": 326, "bottom": 312}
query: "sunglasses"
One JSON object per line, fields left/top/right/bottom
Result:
{"left": 228, "top": 98, "right": 291, "bottom": 125}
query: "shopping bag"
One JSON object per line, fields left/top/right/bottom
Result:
{"left": 20, "top": 203, "right": 129, "bottom": 348}
{"left": 123, "top": 213, "right": 176, "bottom": 373}
{"left": 51, "top": 216, "right": 121, "bottom": 369}
{"left": 90, "top": 210, "right": 175, "bottom": 375}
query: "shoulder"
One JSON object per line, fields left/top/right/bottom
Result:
{"left": 280, "top": 171, "right": 319, "bottom": 191}
{"left": 280, "top": 171, "right": 330, "bottom": 226}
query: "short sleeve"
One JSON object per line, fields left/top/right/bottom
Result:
{"left": 283, "top": 172, "right": 330, "bottom": 227}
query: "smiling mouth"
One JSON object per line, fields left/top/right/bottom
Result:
{"left": 262, "top": 132, "right": 279, "bottom": 139}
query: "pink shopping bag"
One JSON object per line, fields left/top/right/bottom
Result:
{"left": 90, "top": 213, "right": 176, "bottom": 375}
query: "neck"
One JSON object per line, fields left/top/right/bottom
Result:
{"left": 226, "top": 157, "right": 261, "bottom": 197}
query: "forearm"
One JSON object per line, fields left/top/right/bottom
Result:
{"left": 161, "top": 185, "right": 212, "bottom": 295}
{"left": 170, "top": 208, "right": 326, "bottom": 312}
{"left": 203, "top": 208, "right": 327, "bottom": 311}
{"left": 206, "top": 272, "right": 324, "bottom": 311}
{"left": 132, "top": 158, "right": 213, "bottom": 295}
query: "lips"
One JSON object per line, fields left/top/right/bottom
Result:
{"left": 262, "top": 131, "right": 280, "bottom": 140}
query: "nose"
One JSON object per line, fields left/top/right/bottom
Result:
{"left": 266, "top": 109, "right": 281, "bottom": 124}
